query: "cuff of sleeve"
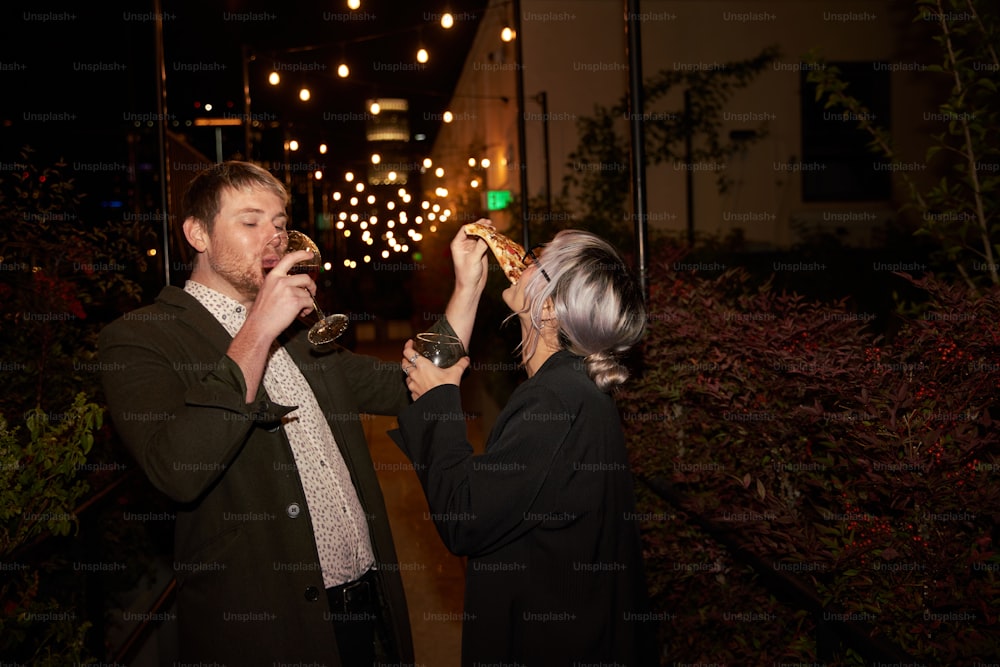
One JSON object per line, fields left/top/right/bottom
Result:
{"left": 428, "top": 316, "right": 460, "bottom": 341}
{"left": 186, "top": 355, "right": 296, "bottom": 426}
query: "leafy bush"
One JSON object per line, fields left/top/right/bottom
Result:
{"left": 0, "top": 394, "right": 101, "bottom": 665}
{"left": 621, "top": 252, "right": 1000, "bottom": 664}
{"left": 0, "top": 149, "right": 155, "bottom": 662}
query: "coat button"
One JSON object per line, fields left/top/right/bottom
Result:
{"left": 286, "top": 503, "right": 301, "bottom": 518}
{"left": 304, "top": 586, "right": 319, "bottom": 602}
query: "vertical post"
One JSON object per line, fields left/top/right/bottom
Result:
{"left": 242, "top": 44, "right": 252, "bottom": 161}
{"left": 307, "top": 175, "right": 316, "bottom": 235}
{"left": 283, "top": 127, "right": 292, "bottom": 191}
{"left": 537, "top": 91, "right": 552, "bottom": 216}
{"left": 684, "top": 89, "right": 694, "bottom": 246}
{"left": 214, "top": 127, "right": 223, "bottom": 164}
{"left": 512, "top": 0, "right": 530, "bottom": 249}
{"left": 154, "top": 0, "right": 171, "bottom": 287}
{"left": 625, "top": 0, "right": 649, "bottom": 301}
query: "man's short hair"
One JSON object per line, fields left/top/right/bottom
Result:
{"left": 182, "top": 161, "right": 288, "bottom": 232}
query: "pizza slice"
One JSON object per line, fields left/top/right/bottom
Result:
{"left": 462, "top": 221, "right": 527, "bottom": 284}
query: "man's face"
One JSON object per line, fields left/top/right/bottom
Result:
{"left": 199, "top": 185, "right": 288, "bottom": 302}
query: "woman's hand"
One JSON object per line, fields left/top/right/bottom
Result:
{"left": 401, "top": 339, "right": 470, "bottom": 401}
{"left": 451, "top": 218, "right": 491, "bottom": 294}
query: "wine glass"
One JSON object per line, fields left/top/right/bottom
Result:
{"left": 412, "top": 332, "right": 466, "bottom": 368}
{"left": 276, "top": 230, "right": 349, "bottom": 346}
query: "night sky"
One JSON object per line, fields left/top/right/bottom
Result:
{"left": 1, "top": 0, "right": 487, "bottom": 214}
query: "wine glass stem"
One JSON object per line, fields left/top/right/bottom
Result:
{"left": 306, "top": 292, "right": 327, "bottom": 320}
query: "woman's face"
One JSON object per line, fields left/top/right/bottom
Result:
{"left": 502, "top": 250, "right": 546, "bottom": 316}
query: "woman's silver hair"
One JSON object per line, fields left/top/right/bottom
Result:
{"left": 516, "top": 229, "right": 646, "bottom": 391}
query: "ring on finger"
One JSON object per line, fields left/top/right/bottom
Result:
{"left": 403, "top": 365, "right": 410, "bottom": 376}
{"left": 409, "top": 354, "right": 419, "bottom": 364}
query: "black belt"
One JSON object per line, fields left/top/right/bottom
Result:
{"left": 326, "top": 569, "right": 377, "bottom": 615}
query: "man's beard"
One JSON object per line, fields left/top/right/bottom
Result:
{"left": 209, "top": 251, "right": 262, "bottom": 299}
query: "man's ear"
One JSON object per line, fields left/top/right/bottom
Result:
{"left": 182, "top": 216, "right": 209, "bottom": 253}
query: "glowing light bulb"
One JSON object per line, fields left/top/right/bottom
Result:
{"left": 268, "top": 72, "right": 280, "bottom": 85}
{"left": 417, "top": 48, "right": 429, "bottom": 64}
{"left": 337, "top": 63, "right": 349, "bottom": 78}
{"left": 441, "top": 13, "right": 454, "bottom": 29}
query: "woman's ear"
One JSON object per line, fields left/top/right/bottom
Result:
{"left": 183, "top": 216, "right": 209, "bottom": 253}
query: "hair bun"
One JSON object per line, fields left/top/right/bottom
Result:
{"left": 584, "top": 351, "right": 629, "bottom": 392}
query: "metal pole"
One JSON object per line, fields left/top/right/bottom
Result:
{"left": 512, "top": 0, "right": 530, "bottom": 249}
{"left": 154, "top": 0, "right": 171, "bottom": 287}
{"left": 625, "top": 0, "right": 649, "bottom": 301}
{"left": 684, "top": 89, "right": 694, "bottom": 246}
{"left": 242, "top": 44, "right": 252, "bottom": 160}
{"left": 536, "top": 91, "right": 552, "bottom": 216}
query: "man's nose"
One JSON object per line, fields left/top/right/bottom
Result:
{"left": 266, "top": 230, "right": 288, "bottom": 250}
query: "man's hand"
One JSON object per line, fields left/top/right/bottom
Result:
{"left": 228, "top": 249, "right": 316, "bottom": 402}
{"left": 244, "top": 249, "right": 317, "bottom": 342}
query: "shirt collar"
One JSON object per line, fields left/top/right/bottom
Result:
{"left": 183, "top": 280, "right": 248, "bottom": 336}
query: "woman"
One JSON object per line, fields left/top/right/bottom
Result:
{"left": 390, "top": 227, "right": 658, "bottom": 666}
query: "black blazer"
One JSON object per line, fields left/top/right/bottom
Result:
{"left": 99, "top": 286, "right": 414, "bottom": 665}
{"left": 391, "top": 349, "right": 658, "bottom": 666}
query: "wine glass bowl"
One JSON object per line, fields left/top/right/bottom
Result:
{"left": 413, "top": 332, "right": 466, "bottom": 368}
{"left": 274, "top": 230, "right": 349, "bottom": 346}
{"left": 284, "top": 230, "right": 322, "bottom": 279}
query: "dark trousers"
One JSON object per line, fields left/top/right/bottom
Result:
{"left": 326, "top": 569, "right": 381, "bottom": 666}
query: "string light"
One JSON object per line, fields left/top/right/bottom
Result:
{"left": 299, "top": 87, "right": 311, "bottom": 101}
{"left": 416, "top": 48, "right": 429, "bottom": 64}
{"left": 441, "top": 13, "right": 454, "bottom": 29}
{"left": 337, "top": 63, "right": 350, "bottom": 78}
{"left": 501, "top": 26, "right": 515, "bottom": 42}
{"left": 268, "top": 72, "right": 280, "bottom": 85}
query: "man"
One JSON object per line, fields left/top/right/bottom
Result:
{"left": 99, "top": 161, "right": 414, "bottom": 665}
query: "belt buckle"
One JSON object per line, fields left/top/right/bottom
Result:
{"left": 332, "top": 572, "right": 373, "bottom": 613}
